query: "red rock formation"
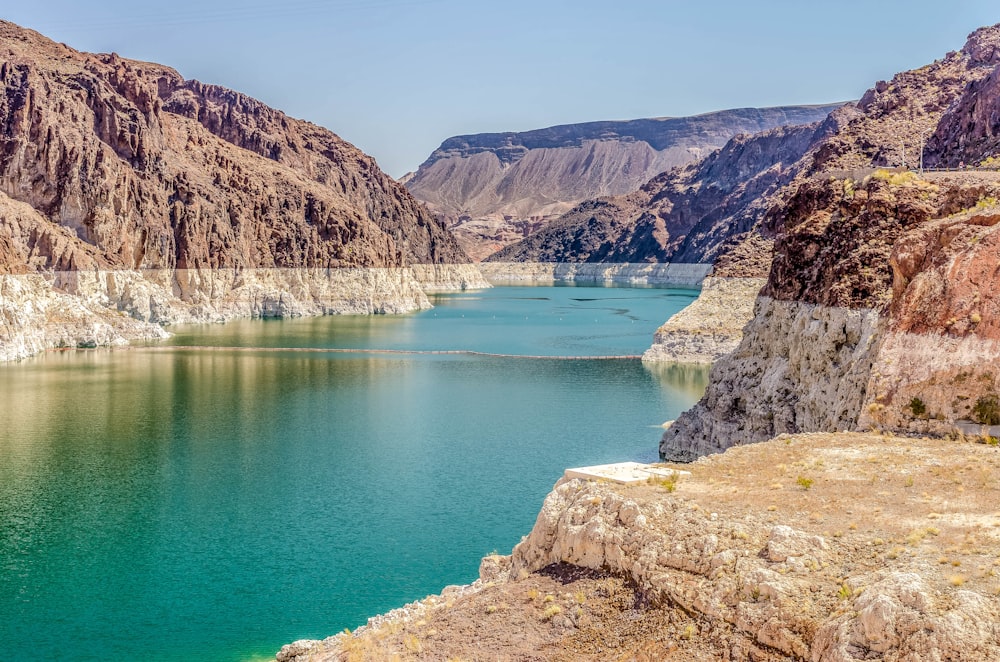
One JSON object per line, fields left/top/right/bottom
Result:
{"left": 662, "top": 24, "right": 1000, "bottom": 459}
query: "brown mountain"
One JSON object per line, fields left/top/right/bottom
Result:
{"left": 0, "top": 20, "right": 468, "bottom": 272}
{"left": 405, "top": 105, "right": 844, "bottom": 260}
{"left": 0, "top": 20, "right": 482, "bottom": 359}
{"left": 661, "top": 23, "right": 1000, "bottom": 460}
{"left": 488, "top": 122, "right": 826, "bottom": 273}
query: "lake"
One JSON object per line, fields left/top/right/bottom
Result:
{"left": 0, "top": 284, "right": 708, "bottom": 661}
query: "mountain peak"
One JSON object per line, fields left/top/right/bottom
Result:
{"left": 964, "top": 22, "right": 1000, "bottom": 66}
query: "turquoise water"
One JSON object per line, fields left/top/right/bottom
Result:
{"left": 0, "top": 285, "right": 708, "bottom": 661}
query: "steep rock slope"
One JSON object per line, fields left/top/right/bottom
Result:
{"left": 490, "top": 123, "right": 824, "bottom": 271}
{"left": 662, "top": 24, "right": 1000, "bottom": 460}
{"left": 0, "top": 21, "right": 484, "bottom": 359}
{"left": 406, "top": 105, "right": 843, "bottom": 259}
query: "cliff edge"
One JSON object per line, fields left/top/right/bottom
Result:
{"left": 662, "top": 24, "right": 1000, "bottom": 459}
{"left": 278, "top": 432, "right": 1000, "bottom": 661}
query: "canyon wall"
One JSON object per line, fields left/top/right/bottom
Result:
{"left": 489, "top": 122, "right": 825, "bottom": 273}
{"left": 406, "top": 105, "right": 843, "bottom": 259}
{"left": 661, "top": 25, "right": 1000, "bottom": 459}
{"left": 476, "top": 261, "right": 710, "bottom": 287}
{"left": 0, "top": 20, "right": 484, "bottom": 361}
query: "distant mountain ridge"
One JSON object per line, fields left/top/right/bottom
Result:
{"left": 487, "top": 122, "right": 825, "bottom": 271}
{"left": 405, "top": 104, "right": 846, "bottom": 259}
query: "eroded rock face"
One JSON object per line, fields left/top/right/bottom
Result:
{"left": 490, "top": 123, "right": 823, "bottom": 272}
{"left": 641, "top": 277, "right": 766, "bottom": 364}
{"left": 664, "top": 25, "right": 1000, "bottom": 455}
{"left": 0, "top": 21, "right": 468, "bottom": 272}
{"left": 276, "top": 432, "right": 1000, "bottom": 661}
{"left": 408, "top": 106, "right": 843, "bottom": 260}
{"left": 0, "top": 20, "right": 482, "bottom": 360}
{"left": 660, "top": 297, "right": 883, "bottom": 460}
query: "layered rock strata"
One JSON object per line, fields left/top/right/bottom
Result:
{"left": 0, "top": 273, "right": 168, "bottom": 362}
{"left": 407, "top": 105, "right": 844, "bottom": 259}
{"left": 641, "top": 277, "right": 766, "bottom": 365}
{"left": 662, "top": 25, "right": 1000, "bottom": 459}
{"left": 490, "top": 122, "right": 825, "bottom": 271}
{"left": 0, "top": 21, "right": 481, "bottom": 360}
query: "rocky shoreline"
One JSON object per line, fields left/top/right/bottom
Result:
{"left": 0, "top": 264, "right": 489, "bottom": 362}
{"left": 277, "top": 432, "right": 1000, "bottom": 661}
{"left": 0, "top": 261, "right": 725, "bottom": 363}
{"left": 641, "top": 276, "right": 766, "bottom": 364}
{"left": 477, "top": 261, "right": 711, "bottom": 287}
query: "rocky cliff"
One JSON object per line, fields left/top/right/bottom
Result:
{"left": 0, "top": 20, "right": 486, "bottom": 360}
{"left": 489, "top": 121, "right": 826, "bottom": 273}
{"left": 662, "top": 23, "right": 1000, "bottom": 459}
{"left": 641, "top": 277, "right": 767, "bottom": 365}
{"left": 406, "top": 105, "right": 843, "bottom": 260}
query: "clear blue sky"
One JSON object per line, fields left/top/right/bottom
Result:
{"left": 4, "top": 1, "right": 998, "bottom": 177}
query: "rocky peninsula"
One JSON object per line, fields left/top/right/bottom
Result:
{"left": 280, "top": 431, "right": 1000, "bottom": 661}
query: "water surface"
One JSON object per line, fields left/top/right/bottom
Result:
{"left": 0, "top": 285, "right": 709, "bottom": 661}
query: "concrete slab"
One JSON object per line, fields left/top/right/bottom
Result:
{"left": 564, "top": 461, "right": 691, "bottom": 486}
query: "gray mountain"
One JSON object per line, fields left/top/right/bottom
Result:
{"left": 404, "top": 104, "right": 845, "bottom": 259}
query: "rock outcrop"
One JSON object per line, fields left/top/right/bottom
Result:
{"left": 0, "top": 20, "right": 485, "bottom": 361}
{"left": 278, "top": 432, "right": 1000, "bottom": 661}
{"left": 641, "top": 277, "right": 766, "bottom": 364}
{"left": 406, "top": 105, "right": 844, "bottom": 260}
{"left": 488, "top": 122, "right": 827, "bottom": 272}
{"left": 662, "top": 23, "right": 1000, "bottom": 459}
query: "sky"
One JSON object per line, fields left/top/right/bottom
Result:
{"left": 4, "top": 1, "right": 999, "bottom": 177}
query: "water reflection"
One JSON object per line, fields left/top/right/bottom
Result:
{"left": 643, "top": 361, "right": 712, "bottom": 402}
{"left": 0, "top": 285, "right": 706, "bottom": 661}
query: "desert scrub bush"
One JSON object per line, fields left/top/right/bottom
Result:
{"left": 648, "top": 472, "right": 678, "bottom": 492}
{"left": 540, "top": 604, "right": 562, "bottom": 621}
{"left": 973, "top": 395, "right": 1000, "bottom": 425}
{"left": 908, "top": 397, "right": 928, "bottom": 418}
{"left": 796, "top": 476, "right": 814, "bottom": 490}
{"left": 871, "top": 168, "right": 918, "bottom": 186}
{"left": 975, "top": 196, "right": 999, "bottom": 210}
